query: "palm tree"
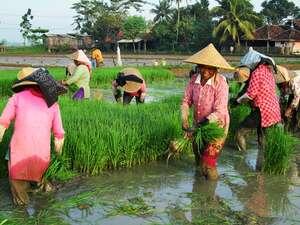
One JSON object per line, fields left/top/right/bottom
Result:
{"left": 150, "top": 0, "right": 173, "bottom": 23}
{"left": 174, "top": 0, "right": 183, "bottom": 43}
{"left": 212, "top": 0, "right": 258, "bottom": 46}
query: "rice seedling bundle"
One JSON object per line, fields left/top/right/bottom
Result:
{"left": 169, "top": 122, "right": 225, "bottom": 160}
{"left": 263, "top": 125, "right": 298, "bottom": 175}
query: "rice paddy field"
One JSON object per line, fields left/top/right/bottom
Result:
{"left": 0, "top": 66, "right": 300, "bottom": 225}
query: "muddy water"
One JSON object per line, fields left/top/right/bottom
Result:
{"left": 1, "top": 140, "right": 300, "bottom": 225}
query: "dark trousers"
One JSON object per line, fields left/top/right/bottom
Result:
{"left": 123, "top": 91, "right": 144, "bottom": 105}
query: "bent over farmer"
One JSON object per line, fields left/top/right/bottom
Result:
{"left": 0, "top": 67, "right": 66, "bottom": 205}
{"left": 112, "top": 68, "right": 146, "bottom": 104}
{"left": 181, "top": 43, "right": 232, "bottom": 180}
{"left": 236, "top": 48, "right": 281, "bottom": 171}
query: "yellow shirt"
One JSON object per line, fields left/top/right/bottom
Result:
{"left": 91, "top": 49, "right": 103, "bottom": 63}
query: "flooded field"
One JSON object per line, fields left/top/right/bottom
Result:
{"left": 1, "top": 140, "right": 300, "bottom": 225}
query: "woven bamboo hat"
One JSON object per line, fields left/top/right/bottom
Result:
{"left": 234, "top": 66, "right": 250, "bottom": 83}
{"left": 12, "top": 67, "right": 38, "bottom": 89}
{"left": 184, "top": 43, "right": 234, "bottom": 71}
{"left": 67, "top": 49, "right": 91, "bottom": 66}
{"left": 120, "top": 68, "right": 144, "bottom": 93}
{"left": 275, "top": 65, "right": 295, "bottom": 83}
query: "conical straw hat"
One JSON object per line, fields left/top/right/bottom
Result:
{"left": 275, "top": 65, "right": 294, "bottom": 83}
{"left": 234, "top": 66, "right": 250, "bottom": 83}
{"left": 184, "top": 43, "right": 234, "bottom": 71}
{"left": 120, "top": 68, "right": 143, "bottom": 93}
{"left": 67, "top": 49, "right": 91, "bottom": 66}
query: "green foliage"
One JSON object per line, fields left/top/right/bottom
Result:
{"left": 264, "top": 126, "right": 298, "bottom": 175}
{"left": 261, "top": 0, "right": 300, "bottom": 24}
{"left": 122, "top": 16, "right": 147, "bottom": 52}
{"left": 19, "top": 8, "right": 33, "bottom": 45}
{"left": 212, "top": 0, "right": 259, "bottom": 46}
{"left": 151, "top": 0, "right": 173, "bottom": 23}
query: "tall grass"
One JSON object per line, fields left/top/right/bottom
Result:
{"left": 263, "top": 126, "right": 298, "bottom": 175}
{"left": 0, "top": 96, "right": 182, "bottom": 178}
{"left": 0, "top": 67, "right": 175, "bottom": 96}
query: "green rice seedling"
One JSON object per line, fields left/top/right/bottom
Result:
{"left": 108, "top": 197, "right": 154, "bottom": 217}
{"left": 263, "top": 126, "right": 298, "bottom": 175}
{"left": 229, "top": 81, "right": 242, "bottom": 98}
{"left": 43, "top": 153, "right": 76, "bottom": 182}
{"left": 228, "top": 104, "right": 252, "bottom": 143}
{"left": 195, "top": 122, "right": 225, "bottom": 150}
{"left": 168, "top": 122, "right": 224, "bottom": 163}
{"left": 0, "top": 66, "right": 175, "bottom": 96}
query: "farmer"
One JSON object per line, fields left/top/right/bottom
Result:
{"left": 62, "top": 49, "right": 91, "bottom": 100}
{"left": 275, "top": 65, "right": 300, "bottom": 132}
{"left": 91, "top": 46, "right": 104, "bottom": 68}
{"left": 235, "top": 47, "right": 281, "bottom": 170}
{"left": 181, "top": 43, "right": 232, "bottom": 180}
{"left": 0, "top": 67, "right": 66, "bottom": 205}
{"left": 112, "top": 67, "right": 146, "bottom": 104}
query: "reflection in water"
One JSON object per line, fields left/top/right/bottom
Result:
{"left": 1, "top": 146, "right": 300, "bottom": 224}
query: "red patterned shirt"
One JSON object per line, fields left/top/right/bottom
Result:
{"left": 246, "top": 64, "right": 281, "bottom": 127}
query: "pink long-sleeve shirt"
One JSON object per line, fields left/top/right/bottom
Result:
{"left": 182, "top": 74, "right": 230, "bottom": 131}
{"left": 0, "top": 89, "right": 64, "bottom": 182}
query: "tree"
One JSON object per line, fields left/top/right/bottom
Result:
{"left": 261, "top": 0, "right": 300, "bottom": 24}
{"left": 122, "top": 16, "right": 146, "bottom": 52}
{"left": 212, "top": 0, "right": 258, "bottom": 46}
{"left": 151, "top": 0, "right": 173, "bottom": 23}
{"left": 29, "top": 28, "right": 49, "bottom": 45}
{"left": 111, "top": 0, "right": 147, "bottom": 11}
{"left": 20, "top": 8, "right": 33, "bottom": 46}
{"left": 173, "top": 0, "right": 183, "bottom": 43}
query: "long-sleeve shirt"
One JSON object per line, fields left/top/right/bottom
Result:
{"left": 246, "top": 64, "right": 281, "bottom": 127}
{"left": 66, "top": 64, "right": 91, "bottom": 98}
{"left": 0, "top": 89, "right": 64, "bottom": 182}
{"left": 182, "top": 73, "right": 230, "bottom": 132}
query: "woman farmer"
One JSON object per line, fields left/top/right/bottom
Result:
{"left": 0, "top": 67, "right": 66, "bottom": 205}
{"left": 275, "top": 65, "right": 300, "bottom": 132}
{"left": 112, "top": 68, "right": 147, "bottom": 105}
{"left": 62, "top": 49, "right": 91, "bottom": 100}
{"left": 181, "top": 43, "right": 233, "bottom": 180}
{"left": 235, "top": 47, "right": 281, "bottom": 171}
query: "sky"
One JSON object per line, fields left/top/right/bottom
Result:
{"left": 0, "top": 0, "right": 268, "bottom": 44}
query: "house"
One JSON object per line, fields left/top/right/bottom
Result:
{"left": 243, "top": 19, "right": 300, "bottom": 54}
{"left": 43, "top": 33, "right": 93, "bottom": 52}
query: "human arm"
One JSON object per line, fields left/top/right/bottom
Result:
{"left": 52, "top": 104, "right": 65, "bottom": 155}
{"left": 181, "top": 80, "right": 194, "bottom": 137}
{"left": 64, "top": 66, "right": 83, "bottom": 85}
{"left": 0, "top": 96, "right": 17, "bottom": 141}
